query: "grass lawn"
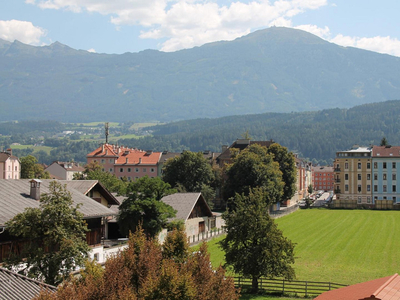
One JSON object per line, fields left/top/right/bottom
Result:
{"left": 203, "top": 209, "right": 400, "bottom": 299}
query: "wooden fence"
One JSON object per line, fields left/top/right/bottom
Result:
{"left": 234, "top": 277, "right": 347, "bottom": 297}
{"left": 187, "top": 227, "right": 227, "bottom": 245}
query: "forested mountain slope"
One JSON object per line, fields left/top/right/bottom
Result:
{"left": 1, "top": 27, "right": 400, "bottom": 122}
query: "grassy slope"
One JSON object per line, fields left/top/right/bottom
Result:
{"left": 205, "top": 209, "right": 400, "bottom": 287}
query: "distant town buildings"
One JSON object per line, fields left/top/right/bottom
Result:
{"left": 45, "top": 161, "right": 84, "bottom": 180}
{"left": 312, "top": 166, "right": 334, "bottom": 192}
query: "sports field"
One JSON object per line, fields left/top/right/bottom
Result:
{"left": 207, "top": 209, "right": 400, "bottom": 286}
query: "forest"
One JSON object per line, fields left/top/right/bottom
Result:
{"left": 1, "top": 100, "right": 400, "bottom": 166}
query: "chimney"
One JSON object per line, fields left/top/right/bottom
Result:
{"left": 102, "top": 144, "right": 104, "bottom": 152}
{"left": 6, "top": 148, "right": 12, "bottom": 156}
{"left": 126, "top": 157, "right": 129, "bottom": 164}
{"left": 30, "top": 179, "right": 42, "bottom": 200}
{"left": 139, "top": 158, "right": 142, "bottom": 164}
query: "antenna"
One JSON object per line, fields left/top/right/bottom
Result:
{"left": 105, "top": 122, "right": 109, "bottom": 144}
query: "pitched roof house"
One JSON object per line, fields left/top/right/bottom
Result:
{"left": 315, "top": 273, "right": 400, "bottom": 300}
{"left": 0, "top": 267, "right": 56, "bottom": 299}
{"left": 45, "top": 161, "right": 84, "bottom": 180}
{"left": 0, "top": 149, "right": 20, "bottom": 180}
{"left": 0, "top": 179, "right": 118, "bottom": 263}
{"left": 87, "top": 144, "right": 161, "bottom": 181}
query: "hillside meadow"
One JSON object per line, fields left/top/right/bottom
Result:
{"left": 205, "top": 209, "right": 400, "bottom": 286}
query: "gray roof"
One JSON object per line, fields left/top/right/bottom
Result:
{"left": 161, "top": 193, "right": 212, "bottom": 221}
{"left": 0, "top": 179, "right": 116, "bottom": 227}
{"left": 60, "top": 180, "right": 98, "bottom": 195}
{"left": 0, "top": 267, "right": 56, "bottom": 300}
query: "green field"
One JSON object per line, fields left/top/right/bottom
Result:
{"left": 10, "top": 144, "right": 53, "bottom": 154}
{"left": 204, "top": 209, "right": 400, "bottom": 298}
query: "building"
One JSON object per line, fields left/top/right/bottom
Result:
{"left": 333, "top": 145, "right": 373, "bottom": 207}
{"left": 312, "top": 166, "right": 334, "bottom": 192}
{"left": 315, "top": 273, "right": 400, "bottom": 300}
{"left": 0, "top": 179, "right": 118, "bottom": 263}
{"left": 87, "top": 144, "right": 162, "bottom": 181}
{"left": 0, "top": 149, "right": 20, "bottom": 179}
{"left": 45, "top": 161, "right": 85, "bottom": 180}
{"left": 371, "top": 145, "right": 400, "bottom": 208}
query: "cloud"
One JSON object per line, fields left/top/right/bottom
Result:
{"left": 0, "top": 19, "right": 46, "bottom": 44}
{"left": 87, "top": 48, "right": 96, "bottom": 53}
{"left": 27, "top": 0, "right": 328, "bottom": 51}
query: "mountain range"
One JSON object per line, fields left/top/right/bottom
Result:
{"left": 1, "top": 27, "right": 400, "bottom": 123}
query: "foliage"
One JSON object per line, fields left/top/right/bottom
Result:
{"left": 118, "top": 176, "right": 177, "bottom": 238}
{"left": 36, "top": 227, "right": 239, "bottom": 300}
{"left": 223, "top": 144, "right": 284, "bottom": 206}
{"left": 220, "top": 188, "right": 295, "bottom": 293}
{"left": 308, "top": 184, "right": 313, "bottom": 194}
{"left": 5, "top": 181, "right": 90, "bottom": 285}
{"left": 267, "top": 143, "right": 297, "bottom": 203}
{"left": 162, "top": 150, "right": 215, "bottom": 192}
{"left": 162, "top": 228, "right": 190, "bottom": 264}
{"left": 20, "top": 155, "right": 50, "bottom": 179}
{"left": 380, "top": 137, "right": 388, "bottom": 146}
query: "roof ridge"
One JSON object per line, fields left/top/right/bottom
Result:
{"left": 372, "top": 273, "right": 399, "bottom": 296}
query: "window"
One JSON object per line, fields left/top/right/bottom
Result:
{"left": 383, "top": 162, "right": 387, "bottom": 169}
{"left": 374, "top": 185, "right": 378, "bottom": 192}
{"left": 374, "top": 174, "right": 378, "bottom": 180}
{"left": 367, "top": 197, "right": 371, "bottom": 203}
{"left": 128, "top": 177, "right": 131, "bottom": 181}
{"left": 358, "top": 163, "right": 361, "bottom": 169}
{"left": 102, "top": 168, "right": 105, "bottom": 172}
{"left": 345, "top": 163, "right": 349, "bottom": 169}
{"left": 15, "top": 166, "right": 17, "bottom": 171}
{"left": 374, "top": 162, "right": 378, "bottom": 169}
{"left": 345, "top": 185, "right": 349, "bottom": 191}
{"left": 393, "top": 174, "right": 397, "bottom": 180}
{"left": 150, "top": 168, "right": 155, "bottom": 173}
{"left": 367, "top": 163, "right": 371, "bottom": 169}
{"left": 345, "top": 174, "right": 349, "bottom": 180}
{"left": 367, "top": 185, "right": 370, "bottom": 191}
{"left": 323, "top": 173, "right": 326, "bottom": 176}
{"left": 358, "top": 197, "right": 361, "bottom": 203}
{"left": 383, "top": 185, "right": 387, "bottom": 192}
{"left": 128, "top": 168, "right": 131, "bottom": 172}
{"left": 374, "top": 196, "right": 378, "bottom": 201}
{"left": 109, "top": 159, "right": 113, "bottom": 163}
{"left": 120, "top": 168, "right": 123, "bottom": 172}
{"left": 143, "top": 168, "right": 147, "bottom": 172}
{"left": 393, "top": 197, "right": 397, "bottom": 202}
{"left": 383, "top": 174, "right": 387, "bottom": 180}
{"left": 358, "top": 174, "right": 361, "bottom": 180}
{"left": 135, "top": 168, "right": 139, "bottom": 172}
{"left": 109, "top": 168, "right": 113, "bottom": 172}
{"left": 393, "top": 185, "right": 397, "bottom": 192}
{"left": 367, "top": 174, "right": 370, "bottom": 180}
{"left": 393, "top": 162, "right": 396, "bottom": 169}
{"left": 101, "top": 159, "right": 105, "bottom": 164}
{"left": 358, "top": 185, "right": 361, "bottom": 193}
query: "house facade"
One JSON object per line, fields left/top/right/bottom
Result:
{"left": 0, "top": 149, "right": 20, "bottom": 179}
{"left": 87, "top": 143, "right": 161, "bottom": 181}
{"left": 45, "top": 161, "right": 84, "bottom": 180}
{"left": 312, "top": 166, "right": 334, "bottom": 192}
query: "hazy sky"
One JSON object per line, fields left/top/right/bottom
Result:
{"left": 1, "top": 0, "right": 399, "bottom": 56}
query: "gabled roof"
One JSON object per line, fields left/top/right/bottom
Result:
{"left": 0, "top": 152, "right": 19, "bottom": 163}
{"left": 315, "top": 274, "right": 400, "bottom": 300}
{"left": 0, "top": 267, "right": 56, "bottom": 299}
{"left": 46, "top": 161, "right": 84, "bottom": 172}
{"left": 0, "top": 179, "right": 117, "bottom": 227}
{"left": 61, "top": 180, "right": 119, "bottom": 205}
{"left": 161, "top": 193, "right": 213, "bottom": 221}
{"left": 372, "top": 145, "right": 400, "bottom": 158}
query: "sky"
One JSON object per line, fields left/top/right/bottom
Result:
{"left": 1, "top": 0, "right": 400, "bottom": 57}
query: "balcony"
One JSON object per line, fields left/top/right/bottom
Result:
{"left": 335, "top": 179, "right": 341, "bottom": 183}
{"left": 334, "top": 168, "right": 341, "bottom": 172}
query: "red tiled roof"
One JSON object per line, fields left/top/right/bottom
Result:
{"left": 315, "top": 274, "right": 400, "bottom": 300}
{"left": 372, "top": 146, "right": 400, "bottom": 158}
{"left": 87, "top": 144, "right": 161, "bottom": 165}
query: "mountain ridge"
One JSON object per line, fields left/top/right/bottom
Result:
{"left": 0, "top": 27, "right": 400, "bottom": 122}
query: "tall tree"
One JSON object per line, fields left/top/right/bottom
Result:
{"left": 223, "top": 144, "right": 284, "bottom": 205}
{"left": 118, "top": 176, "right": 177, "bottom": 238}
{"left": 5, "top": 181, "right": 90, "bottom": 285}
{"left": 20, "top": 155, "right": 50, "bottom": 179}
{"left": 380, "top": 137, "right": 388, "bottom": 146}
{"left": 267, "top": 143, "right": 297, "bottom": 203}
{"left": 220, "top": 188, "right": 295, "bottom": 293}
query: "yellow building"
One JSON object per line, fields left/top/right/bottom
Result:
{"left": 334, "top": 146, "right": 373, "bottom": 207}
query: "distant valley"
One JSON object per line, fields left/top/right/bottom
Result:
{"left": 1, "top": 27, "right": 400, "bottom": 123}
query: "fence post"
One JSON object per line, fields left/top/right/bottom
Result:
{"left": 329, "top": 282, "right": 331, "bottom": 291}
{"left": 305, "top": 281, "right": 308, "bottom": 297}
{"left": 282, "top": 279, "right": 285, "bottom": 293}
{"left": 260, "top": 278, "right": 262, "bottom": 290}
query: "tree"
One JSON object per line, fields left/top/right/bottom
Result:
{"left": 267, "top": 143, "right": 297, "bottom": 203}
{"left": 380, "top": 137, "right": 388, "bottom": 146}
{"left": 20, "top": 155, "right": 50, "bottom": 179}
{"left": 308, "top": 184, "right": 313, "bottom": 194}
{"left": 118, "top": 176, "right": 177, "bottom": 238}
{"left": 223, "top": 144, "right": 284, "bottom": 206}
{"left": 37, "top": 227, "right": 239, "bottom": 300}
{"left": 162, "top": 151, "right": 215, "bottom": 193}
{"left": 220, "top": 188, "right": 295, "bottom": 293}
{"left": 5, "top": 181, "right": 90, "bottom": 285}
